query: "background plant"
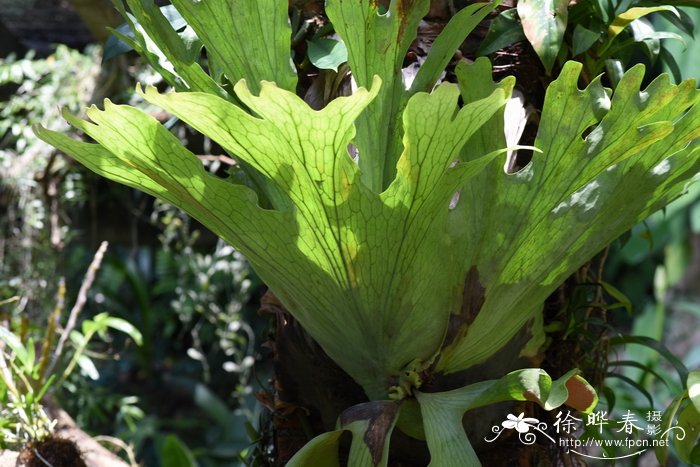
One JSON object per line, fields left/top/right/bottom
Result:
{"left": 0, "top": 34, "right": 264, "bottom": 465}
{"left": 479, "top": 0, "right": 700, "bottom": 84}
{"left": 76, "top": 205, "right": 264, "bottom": 466}
{"left": 0, "top": 45, "right": 99, "bottom": 315}
{"left": 0, "top": 244, "right": 142, "bottom": 450}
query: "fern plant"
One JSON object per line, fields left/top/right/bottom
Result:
{"left": 35, "top": 0, "right": 700, "bottom": 464}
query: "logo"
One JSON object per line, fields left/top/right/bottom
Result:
{"left": 484, "top": 410, "right": 686, "bottom": 461}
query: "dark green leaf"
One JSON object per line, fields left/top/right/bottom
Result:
{"left": 572, "top": 24, "right": 601, "bottom": 55}
{"left": 659, "top": 48, "right": 683, "bottom": 84}
{"left": 642, "top": 0, "right": 700, "bottom": 7}
{"left": 692, "top": 445, "right": 700, "bottom": 464}
{"left": 601, "top": 385, "right": 617, "bottom": 413}
{"left": 410, "top": 1, "right": 498, "bottom": 93}
{"left": 104, "top": 24, "right": 134, "bottom": 61}
{"left": 594, "top": 0, "right": 614, "bottom": 23}
{"left": 194, "top": 383, "right": 231, "bottom": 429}
{"left": 607, "top": 360, "right": 670, "bottom": 388}
{"left": 307, "top": 38, "right": 348, "bottom": 72}
{"left": 161, "top": 434, "right": 197, "bottom": 467}
{"left": 395, "top": 399, "right": 425, "bottom": 440}
{"left": 658, "top": 9, "right": 696, "bottom": 38}
{"left": 477, "top": 9, "right": 526, "bottom": 56}
{"left": 609, "top": 335, "right": 689, "bottom": 384}
{"left": 606, "top": 372, "right": 655, "bottom": 408}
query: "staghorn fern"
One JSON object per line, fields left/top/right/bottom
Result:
{"left": 35, "top": 0, "right": 700, "bottom": 464}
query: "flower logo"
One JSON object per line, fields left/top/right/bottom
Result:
{"left": 502, "top": 413, "right": 540, "bottom": 433}
{"left": 486, "top": 412, "right": 551, "bottom": 445}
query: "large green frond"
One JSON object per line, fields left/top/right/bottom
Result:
{"left": 170, "top": 0, "right": 297, "bottom": 94}
{"left": 439, "top": 60, "right": 700, "bottom": 373}
{"left": 37, "top": 78, "right": 508, "bottom": 397}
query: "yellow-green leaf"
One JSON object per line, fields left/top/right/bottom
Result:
{"left": 608, "top": 6, "right": 680, "bottom": 40}
{"left": 439, "top": 60, "right": 700, "bottom": 374}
